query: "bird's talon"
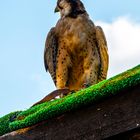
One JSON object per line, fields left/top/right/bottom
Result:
{"left": 82, "top": 83, "right": 90, "bottom": 89}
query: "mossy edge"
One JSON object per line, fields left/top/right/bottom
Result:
{"left": 0, "top": 65, "right": 140, "bottom": 136}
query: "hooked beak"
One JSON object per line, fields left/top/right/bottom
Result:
{"left": 54, "top": 6, "right": 59, "bottom": 13}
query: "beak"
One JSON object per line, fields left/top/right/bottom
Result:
{"left": 54, "top": 6, "right": 59, "bottom": 13}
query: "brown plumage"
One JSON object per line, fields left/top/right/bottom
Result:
{"left": 44, "top": 0, "right": 109, "bottom": 92}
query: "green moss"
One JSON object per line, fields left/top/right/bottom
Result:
{"left": 0, "top": 111, "right": 21, "bottom": 136}
{"left": 0, "top": 65, "right": 140, "bottom": 136}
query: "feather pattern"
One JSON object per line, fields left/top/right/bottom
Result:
{"left": 44, "top": 0, "right": 109, "bottom": 91}
{"left": 95, "top": 26, "right": 109, "bottom": 81}
{"left": 44, "top": 28, "right": 58, "bottom": 84}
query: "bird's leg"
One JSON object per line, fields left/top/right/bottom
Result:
{"left": 56, "top": 66, "right": 69, "bottom": 96}
{"left": 82, "top": 83, "right": 90, "bottom": 89}
{"left": 59, "top": 89, "right": 72, "bottom": 98}
{"left": 83, "top": 55, "right": 99, "bottom": 88}
{"left": 56, "top": 47, "right": 71, "bottom": 96}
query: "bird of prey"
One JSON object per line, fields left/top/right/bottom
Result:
{"left": 44, "top": 0, "right": 109, "bottom": 93}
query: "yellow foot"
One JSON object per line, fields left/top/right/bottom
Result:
{"left": 82, "top": 83, "right": 90, "bottom": 89}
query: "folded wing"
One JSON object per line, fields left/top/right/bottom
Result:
{"left": 95, "top": 26, "right": 109, "bottom": 81}
{"left": 44, "top": 28, "right": 58, "bottom": 85}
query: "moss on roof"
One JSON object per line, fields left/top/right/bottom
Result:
{"left": 0, "top": 111, "right": 21, "bottom": 136}
{"left": 0, "top": 65, "right": 140, "bottom": 136}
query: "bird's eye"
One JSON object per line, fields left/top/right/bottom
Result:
{"left": 58, "top": 5, "right": 63, "bottom": 10}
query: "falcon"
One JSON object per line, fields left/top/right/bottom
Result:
{"left": 44, "top": 0, "right": 109, "bottom": 93}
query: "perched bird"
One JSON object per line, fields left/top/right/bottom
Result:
{"left": 44, "top": 0, "right": 109, "bottom": 93}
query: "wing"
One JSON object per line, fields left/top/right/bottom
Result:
{"left": 95, "top": 26, "right": 109, "bottom": 81}
{"left": 44, "top": 28, "right": 58, "bottom": 85}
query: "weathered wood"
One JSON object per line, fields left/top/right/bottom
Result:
{"left": 105, "top": 128, "right": 140, "bottom": 140}
{"left": 0, "top": 85, "right": 140, "bottom": 140}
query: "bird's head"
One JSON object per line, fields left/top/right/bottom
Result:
{"left": 54, "top": 0, "right": 86, "bottom": 18}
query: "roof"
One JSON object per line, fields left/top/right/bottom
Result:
{"left": 0, "top": 65, "right": 140, "bottom": 136}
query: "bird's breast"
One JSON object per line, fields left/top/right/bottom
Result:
{"left": 61, "top": 25, "right": 87, "bottom": 53}
{"left": 56, "top": 16, "right": 96, "bottom": 55}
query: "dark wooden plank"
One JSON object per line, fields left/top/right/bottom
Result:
{"left": 0, "top": 85, "right": 140, "bottom": 140}
{"left": 105, "top": 128, "right": 140, "bottom": 140}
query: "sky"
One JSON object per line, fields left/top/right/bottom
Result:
{"left": 0, "top": 0, "right": 140, "bottom": 117}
